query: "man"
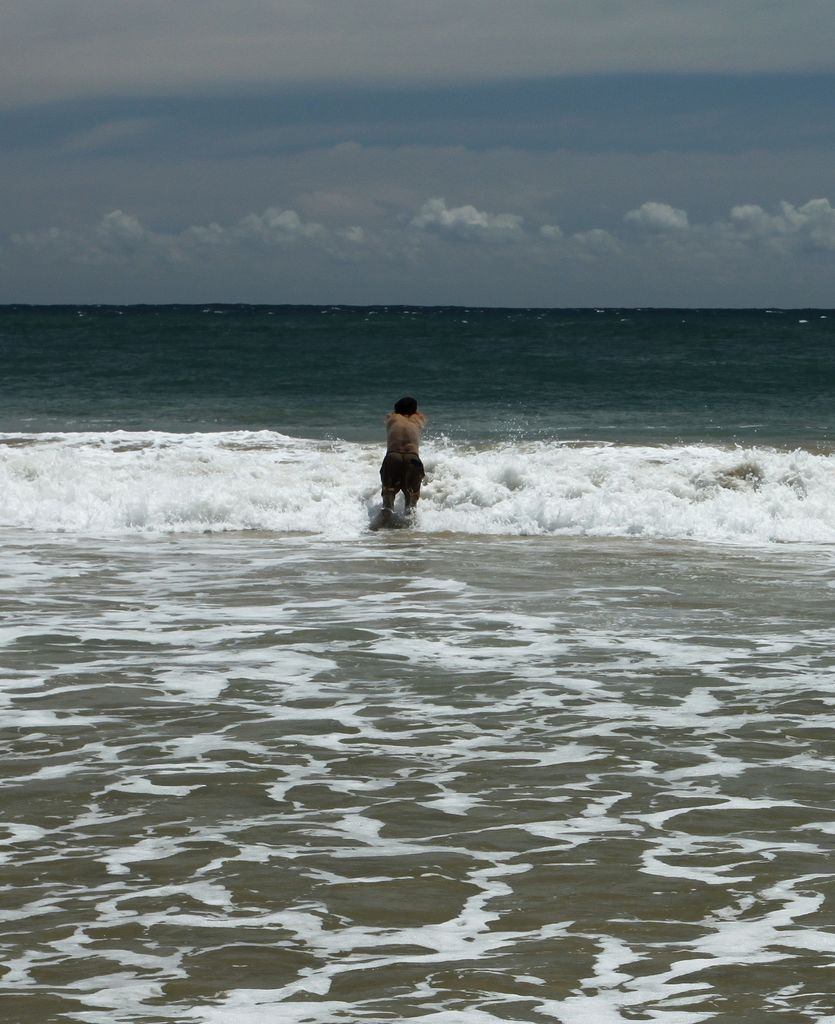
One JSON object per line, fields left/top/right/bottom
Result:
{"left": 380, "top": 396, "right": 427, "bottom": 514}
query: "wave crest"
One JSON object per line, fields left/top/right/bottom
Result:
{"left": 0, "top": 431, "right": 832, "bottom": 545}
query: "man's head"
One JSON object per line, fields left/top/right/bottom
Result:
{"left": 394, "top": 396, "right": 418, "bottom": 415}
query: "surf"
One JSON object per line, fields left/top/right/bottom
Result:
{"left": 0, "top": 430, "right": 833, "bottom": 545}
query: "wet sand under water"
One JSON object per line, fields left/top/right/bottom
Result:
{"left": 0, "top": 530, "right": 834, "bottom": 1023}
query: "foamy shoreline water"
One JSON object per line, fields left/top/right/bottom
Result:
{"left": 1, "top": 531, "right": 833, "bottom": 1022}
{"left": 1, "top": 430, "right": 833, "bottom": 545}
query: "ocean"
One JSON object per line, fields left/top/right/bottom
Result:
{"left": 1, "top": 305, "right": 833, "bottom": 1023}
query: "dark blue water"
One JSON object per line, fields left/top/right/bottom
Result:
{"left": 1, "top": 305, "right": 832, "bottom": 445}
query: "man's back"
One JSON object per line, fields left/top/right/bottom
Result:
{"left": 385, "top": 412, "right": 426, "bottom": 455}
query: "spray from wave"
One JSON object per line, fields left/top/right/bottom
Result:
{"left": 0, "top": 431, "right": 832, "bottom": 545}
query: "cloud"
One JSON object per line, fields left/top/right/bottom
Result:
{"left": 11, "top": 207, "right": 366, "bottom": 266}
{"left": 410, "top": 198, "right": 525, "bottom": 242}
{"left": 620, "top": 198, "right": 835, "bottom": 261}
{"left": 5, "top": 1, "right": 835, "bottom": 107}
{"left": 15, "top": 197, "right": 835, "bottom": 266}
{"left": 14, "top": 196, "right": 835, "bottom": 266}
{"left": 729, "top": 199, "right": 835, "bottom": 252}
{"left": 234, "top": 208, "right": 328, "bottom": 246}
{"left": 570, "top": 228, "right": 623, "bottom": 255}
{"left": 625, "top": 201, "right": 689, "bottom": 232}
{"left": 98, "top": 210, "right": 151, "bottom": 244}
{"left": 8, "top": 195, "right": 835, "bottom": 305}
{"left": 539, "top": 224, "right": 622, "bottom": 259}
{"left": 12, "top": 209, "right": 164, "bottom": 265}
{"left": 539, "top": 225, "right": 563, "bottom": 242}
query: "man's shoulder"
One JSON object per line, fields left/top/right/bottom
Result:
{"left": 385, "top": 411, "right": 426, "bottom": 426}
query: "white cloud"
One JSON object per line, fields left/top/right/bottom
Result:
{"left": 625, "top": 201, "right": 690, "bottom": 232}
{"left": 8, "top": 195, "right": 835, "bottom": 305}
{"left": 571, "top": 228, "right": 623, "bottom": 254}
{"left": 339, "top": 226, "right": 367, "bottom": 244}
{"left": 234, "top": 207, "right": 328, "bottom": 246}
{"left": 12, "top": 209, "right": 164, "bottom": 264}
{"left": 16, "top": 195, "right": 835, "bottom": 262}
{"left": 411, "top": 198, "right": 525, "bottom": 242}
{"left": 16, "top": 197, "right": 835, "bottom": 267}
{"left": 619, "top": 197, "right": 835, "bottom": 256}
{"left": 729, "top": 199, "right": 835, "bottom": 252}
{"left": 98, "top": 210, "right": 149, "bottom": 244}
{"left": 539, "top": 223, "right": 622, "bottom": 259}
{"left": 11, "top": 206, "right": 363, "bottom": 266}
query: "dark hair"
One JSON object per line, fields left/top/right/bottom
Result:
{"left": 394, "top": 396, "right": 418, "bottom": 415}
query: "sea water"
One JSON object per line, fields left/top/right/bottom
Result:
{"left": 0, "top": 306, "right": 834, "bottom": 1023}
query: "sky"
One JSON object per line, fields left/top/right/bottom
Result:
{"left": 4, "top": 0, "right": 835, "bottom": 306}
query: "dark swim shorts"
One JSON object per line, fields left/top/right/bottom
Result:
{"left": 380, "top": 452, "right": 425, "bottom": 496}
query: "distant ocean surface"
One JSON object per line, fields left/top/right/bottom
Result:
{"left": 1, "top": 306, "right": 834, "bottom": 1023}
{"left": 2, "top": 304, "right": 833, "bottom": 443}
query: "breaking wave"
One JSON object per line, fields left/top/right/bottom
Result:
{"left": 0, "top": 430, "right": 833, "bottom": 545}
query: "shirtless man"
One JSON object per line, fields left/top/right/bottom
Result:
{"left": 380, "top": 396, "right": 427, "bottom": 514}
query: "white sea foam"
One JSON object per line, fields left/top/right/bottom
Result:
{"left": 0, "top": 529, "right": 833, "bottom": 1021}
{"left": 0, "top": 430, "right": 833, "bottom": 544}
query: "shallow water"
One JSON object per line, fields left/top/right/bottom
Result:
{"left": 2, "top": 531, "right": 834, "bottom": 1022}
{"left": 2, "top": 303, "right": 834, "bottom": 1021}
